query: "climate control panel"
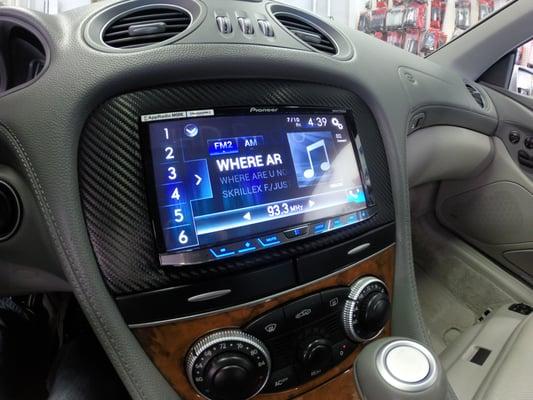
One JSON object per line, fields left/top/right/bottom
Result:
{"left": 185, "top": 276, "right": 391, "bottom": 400}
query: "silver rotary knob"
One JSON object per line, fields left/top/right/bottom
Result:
{"left": 343, "top": 276, "right": 391, "bottom": 342}
{"left": 186, "top": 329, "right": 271, "bottom": 400}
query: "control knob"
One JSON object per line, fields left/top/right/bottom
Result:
{"left": 186, "top": 329, "right": 271, "bottom": 400}
{"left": 300, "top": 338, "right": 333, "bottom": 372}
{"left": 343, "top": 276, "right": 391, "bottom": 342}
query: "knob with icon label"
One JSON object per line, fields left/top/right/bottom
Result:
{"left": 186, "top": 330, "right": 271, "bottom": 400}
{"left": 343, "top": 277, "right": 391, "bottom": 342}
{"left": 300, "top": 338, "right": 333, "bottom": 372}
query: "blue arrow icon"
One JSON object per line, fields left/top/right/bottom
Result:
{"left": 184, "top": 123, "right": 199, "bottom": 138}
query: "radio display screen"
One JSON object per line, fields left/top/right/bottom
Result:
{"left": 142, "top": 108, "right": 372, "bottom": 264}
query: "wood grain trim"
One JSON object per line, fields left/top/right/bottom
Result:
{"left": 133, "top": 245, "right": 394, "bottom": 400}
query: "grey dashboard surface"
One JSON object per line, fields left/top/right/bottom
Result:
{"left": 0, "top": 0, "right": 493, "bottom": 399}
{"left": 398, "top": 68, "right": 497, "bottom": 135}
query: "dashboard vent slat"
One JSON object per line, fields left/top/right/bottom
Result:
{"left": 120, "top": 10, "right": 186, "bottom": 23}
{"left": 104, "top": 33, "right": 178, "bottom": 48}
{"left": 108, "top": 18, "right": 190, "bottom": 32}
{"left": 465, "top": 83, "right": 486, "bottom": 109}
{"left": 102, "top": 6, "right": 191, "bottom": 49}
{"left": 274, "top": 14, "right": 337, "bottom": 55}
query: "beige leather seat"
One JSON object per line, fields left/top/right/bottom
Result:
{"left": 440, "top": 305, "right": 533, "bottom": 400}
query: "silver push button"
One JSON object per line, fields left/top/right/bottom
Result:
{"left": 376, "top": 340, "right": 438, "bottom": 392}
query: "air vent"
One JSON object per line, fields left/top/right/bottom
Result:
{"left": 274, "top": 14, "right": 337, "bottom": 55}
{"left": 0, "top": 181, "right": 21, "bottom": 241}
{"left": 466, "top": 84, "right": 485, "bottom": 109}
{"left": 102, "top": 6, "right": 191, "bottom": 49}
{"left": 0, "top": 19, "right": 48, "bottom": 95}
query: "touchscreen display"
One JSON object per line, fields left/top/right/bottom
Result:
{"left": 143, "top": 108, "right": 370, "bottom": 258}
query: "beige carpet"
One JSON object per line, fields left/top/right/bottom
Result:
{"left": 412, "top": 215, "right": 519, "bottom": 354}
{"left": 415, "top": 266, "right": 477, "bottom": 354}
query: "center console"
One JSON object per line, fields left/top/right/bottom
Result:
{"left": 135, "top": 248, "right": 394, "bottom": 400}
{"left": 184, "top": 276, "right": 390, "bottom": 399}
{"left": 78, "top": 80, "right": 395, "bottom": 399}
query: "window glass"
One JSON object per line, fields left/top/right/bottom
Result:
{"left": 510, "top": 40, "right": 533, "bottom": 97}
{"left": 281, "top": 0, "right": 514, "bottom": 56}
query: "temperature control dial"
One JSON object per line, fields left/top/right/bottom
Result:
{"left": 186, "top": 330, "right": 271, "bottom": 400}
{"left": 300, "top": 338, "right": 333, "bottom": 371}
{"left": 343, "top": 277, "right": 391, "bottom": 342}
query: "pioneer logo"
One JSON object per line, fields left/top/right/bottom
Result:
{"left": 249, "top": 107, "right": 278, "bottom": 113}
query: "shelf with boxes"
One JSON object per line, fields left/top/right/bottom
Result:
{"left": 357, "top": 0, "right": 505, "bottom": 56}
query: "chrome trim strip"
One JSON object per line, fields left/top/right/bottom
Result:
{"left": 187, "top": 289, "right": 232, "bottom": 302}
{"left": 347, "top": 243, "right": 370, "bottom": 256}
{"left": 128, "top": 243, "right": 395, "bottom": 328}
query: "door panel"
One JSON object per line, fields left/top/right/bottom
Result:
{"left": 436, "top": 86, "right": 533, "bottom": 285}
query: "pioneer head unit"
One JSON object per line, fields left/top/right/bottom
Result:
{"left": 141, "top": 107, "right": 375, "bottom": 266}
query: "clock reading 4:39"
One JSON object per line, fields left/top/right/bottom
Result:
{"left": 306, "top": 117, "right": 328, "bottom": 128}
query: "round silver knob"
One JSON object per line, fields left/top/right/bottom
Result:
{"left": 186, "top": 329, "right": 271, "bottom": 400}
{"left": 376, "top": 339, "right": 438, "bottom": 392}
{"left": 343, "top": 276, "right": 391, "bottom": 342}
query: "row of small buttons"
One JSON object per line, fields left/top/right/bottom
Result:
{"left": 310, "top": 210, "right": 371, "bottom": 236}
{"left": 508, "top": 131, "right": 533, "bottom": 170}
{"left": 284, "top": 210, "right": 373, "bottom": 242}
{"left": 265, "top": 339, "right": 356, "bottom": 392}
{"left": 245, "top": 288, "right": 355, "bottom": 393}
{"left": 208, "top": 209, "right": 373, "bottom": 261}
{"left": 209, "top": 236, "right": 275, "bottom": 259}
{"left": 509, "top": 303, "right": 532, "bottom": 316}
{"left": 216, "top": 15, "right": 274, "bottom": 37}
{"left": 245, "top": 287, "right": 350, "bottom": 340}
{"left": 509, "top": 131, "right": 533, "bottom": 149}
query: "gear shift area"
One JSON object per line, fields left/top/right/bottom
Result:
{"left": 355, "top": 337, "right": 449, "bottom": 400}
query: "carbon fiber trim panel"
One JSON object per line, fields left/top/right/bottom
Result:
{"left": 79, "top": 81, "right": 393, "bottom": 294}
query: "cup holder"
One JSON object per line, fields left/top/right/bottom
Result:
{"left": 0, "top": 180, "right": 22, "bottom": 241}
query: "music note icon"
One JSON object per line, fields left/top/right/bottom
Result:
{"left": 303, "top": 139, "right": 331, "bottom": 179}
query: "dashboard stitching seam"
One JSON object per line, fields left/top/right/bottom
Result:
{"left": 400, "top": 133, "right": 432, "bottom": 346}
{"left": 381, "top": 117, "right": 431, "bottom": 346}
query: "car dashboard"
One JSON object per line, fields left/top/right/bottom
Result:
{"left": 0, "top": 1, "right": 501, "bottom": 399}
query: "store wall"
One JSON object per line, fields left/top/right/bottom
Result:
{"left": 58, "top": 0, "right": 88, "bottom": 12}
{"left": 280, "top": 0, "right": 362, "bottom": 29}
{"left": 4, "top": 0, "right": 89, "bottom": 12}
{"left": 281, "top": 0, "right": 313, "bottom": 10}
